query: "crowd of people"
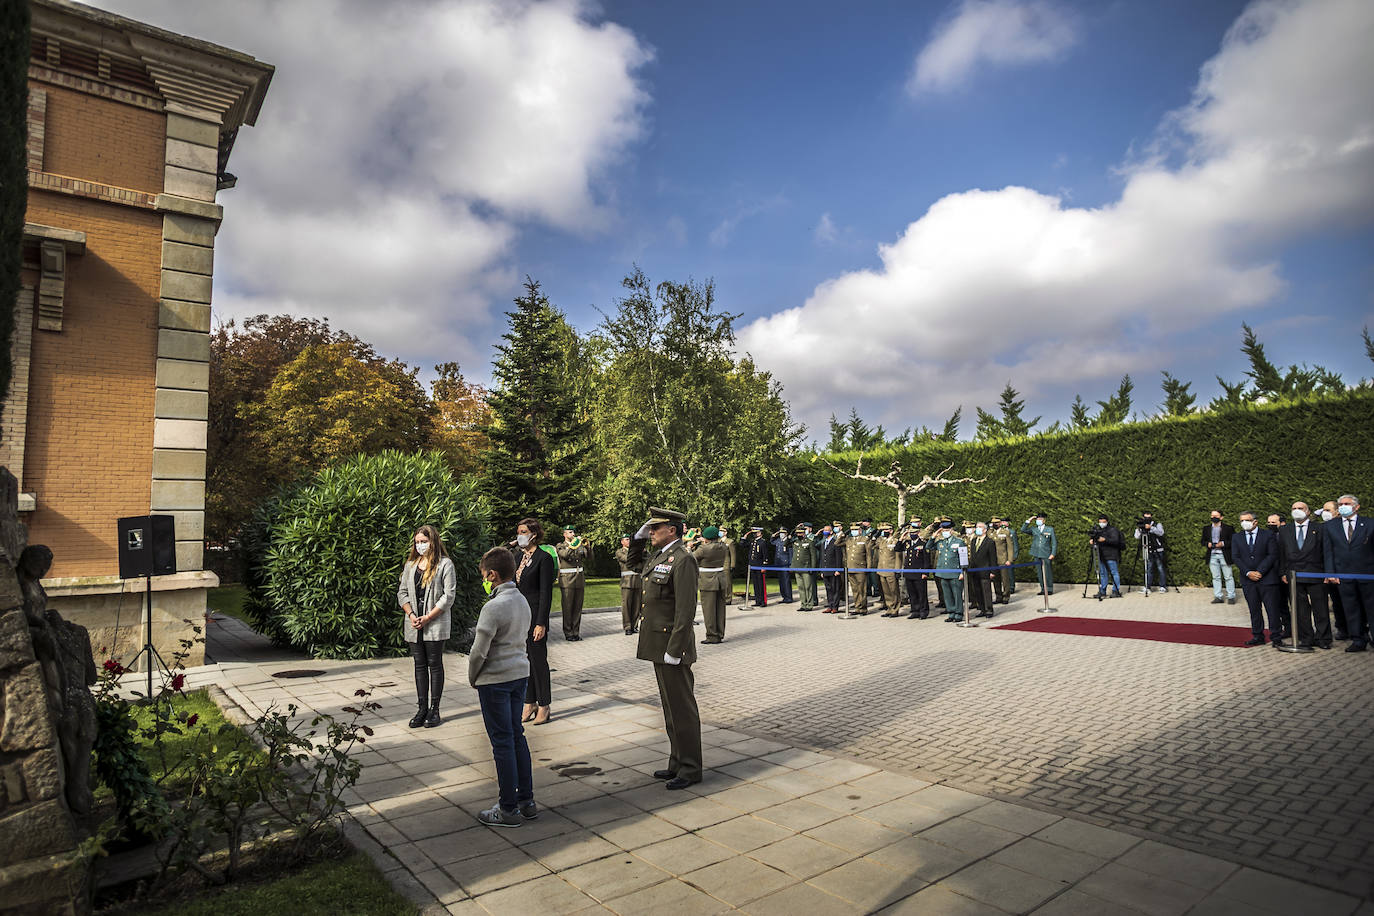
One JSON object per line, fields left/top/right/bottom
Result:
{"left": 392, "top": 493, "right": 1373, "bottom": 829}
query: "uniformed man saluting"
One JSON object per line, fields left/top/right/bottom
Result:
{"left": 615, "top": 534, "right": 642, "bottom": 636}
{"left": 631, "top": 507, "right": 703, "bottom": 789}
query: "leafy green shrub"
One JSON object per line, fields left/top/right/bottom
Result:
{"left": 243, "top": 450, "right": 488, "bottom": 659}
{"left": 799, "top": 391, "right": 1374, "bottom": 586}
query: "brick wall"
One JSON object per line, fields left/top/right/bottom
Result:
{"left": 39, "top": 82, "right": 164, "bottom": 195}
{"left": 23, "top": 191, "right": 161, "bottom": 579}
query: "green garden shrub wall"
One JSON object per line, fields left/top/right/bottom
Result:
{"left": 793, "top": 393, "right": 1374, "bottom": 587}
{"left": 242, "top": 451, "right": 489, "bottom": 659}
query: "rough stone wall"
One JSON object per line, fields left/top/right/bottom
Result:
{"left": 0, "top": 467, "right": 95, "bottom": 915}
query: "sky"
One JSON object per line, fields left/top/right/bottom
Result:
{"left": 101, "top": 0, "right": 1374, "bottom": 440}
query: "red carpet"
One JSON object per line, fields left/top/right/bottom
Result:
{"left": 991, "top": 616, "right": 1265, "bottom": 647}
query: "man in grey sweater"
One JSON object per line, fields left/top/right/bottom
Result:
{"left": 470, "top": 547, "right": 536, "bottom": 828}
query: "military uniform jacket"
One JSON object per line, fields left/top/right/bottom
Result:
{"left": 843, "top": 534, "right": 872, "bottom": 570}
{"left": 992, "top": 529, "right": 1017, "bottom": 565}
{"left": 693, "top": 541, "right": 732, "bottom": 591}
{"left": 933, "top": 535, "right": 967, "bottom": 578}
{"left": 874, "top": 536, "right": 901, "bottom": 571}
{"left": 721, "top": 537, "right": 737, "bottom": 575}
{"left": 556, "top": 543, "right": 590, "bottom": 586}
{"left": 792, "top": 535, "right": 817, "bottom": 569}
{"left": 615, "top": 546, "right": 642, "bottom": 590}
{"left": 1019, "top": 523, "right": 1057, "bottom": 558}
{"left": 636, "top": 540, "right": 699, "bottom": 664}
{"left": 900, "top": 535, "right": 929, "bottom": 574}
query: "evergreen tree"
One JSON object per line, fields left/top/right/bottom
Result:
{"left": 484, "top": 278, "right": 596, "bottom": 536}
{"left": 996, "top": 382, "right": 1040, "bottom": 437}
{"left": 1094, "top": 375, "right": 1134, "bottom": 426}
{"left": 826, "top": 414, "right": 848, "bottom": 452}
{"left": 1364, "top": 326, "right": 1374, "bottom": 366}
{"left": 1209, "top": 376, "right": 1249, "bottom": 412}
{"left": 1159, "top": 371, "right": 1196, "bottom": 416}
{"left": 939, "top": 406, "right": 961, "bottom": 441}
{"left": 1069, "top": 394, "right": 1092, "bottom": 428}
{"left": 974, "top": 407, "right": 1004, "bottom": 441}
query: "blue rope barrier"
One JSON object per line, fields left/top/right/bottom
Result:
{"left": 747, "top": 562, "right": 1041, "bottom": 575}
{"left": 1294, "top": 571, "right": 1374, "bottom": 581}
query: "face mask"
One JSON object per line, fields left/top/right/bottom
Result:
{"left": 415, "top": 541, "right": 430, "bottom": 555}
{"left": 516, "top": 534, "right": 530, "bottom": 548}
{"left": 1098, "top": 522, "right": 1107, "bottom": 528}
{"left": 850, "top": 529, "right": 859, "bottom": 538}
{"left": 1338, "top": 504, "right": 1355, "bottom": 517}
{"left": 1240, "top": 520, "right": 1254, "bottom": 531}
{"left": 964, "top": 528, "right": 973, "bottom": 535}
{"left": 1320, "top": 510, "right": 1334, "bottom": 521}
{"left": 1291, "top": 510, "right": 1306, "bottom": 521}
{"left": 975, "top": 527, "right": 986, "bottom": 536}
{"left": 1036, "top": 520, "right": 1045, "bottom": 528}
{"left": 942, "top": 530, "right": 953, "bottom": 538}
{"left": 1211, "top": 517, "right": 1221, "bottom": 523}
{"left": 1267, "top": 523, "right": 1279, "bottom": 531}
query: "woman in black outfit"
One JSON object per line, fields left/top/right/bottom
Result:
{"left": 513, "top": 517, "right": 555, "bottom": 725}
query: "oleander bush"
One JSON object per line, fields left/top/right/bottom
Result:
{"left": 242, "top": 450, "right": 488, "bottom": 659}
{"left": 799, "top": 391, "right": 1374, "bottom": 586}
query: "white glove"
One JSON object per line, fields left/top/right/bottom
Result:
{"left": 635, "top": 522, "right": 653, "bottom": 540}
{"left": 663, "top": 653, "right": 681, "bottom": 665}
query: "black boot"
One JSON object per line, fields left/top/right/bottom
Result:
{"left": 424, "top": 705, "right": 441, "bottom": 728}
{"left": 409, "top": 705, "right": 427, "bottom": 728}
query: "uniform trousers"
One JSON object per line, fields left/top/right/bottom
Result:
{"left": 846, "top": 571, "right": 868, "bottom": 611}
{"left": 700, "top": 588, "right": 727, "bottom": 640}
{"left": 560, "top": 582, "right": 584, "bottom": 638}
{"left": 620, "top": 585, "right": 642, "bottom": 632}
{"left": 904, "top": 575, "right": 929, "bottom": 617}
{"left": 878, "top": 573, "right": 901, "bottom": 611}
{"left": 750, "top": 568, "right": 768, "bottom": 605}
{"left": 937, "top": 577, "right": 964, "bottom": 618}
{"left": 993, "top": 565, "right": 1009, "bottom": 602}
{"left": 654, "top": 663, "right": 702, "bottom": 781}
{"left": 1034, "top": 558, "right": 1055, "bottom": 593}
{"left": 795, "top": 571, "right": 817, "bottom": 609}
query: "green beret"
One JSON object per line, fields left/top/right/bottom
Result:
{"left": 703, "top": 526, "right": 720, "bottom": 539}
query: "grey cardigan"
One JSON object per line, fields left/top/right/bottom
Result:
{"left": 397, "top": 556, "right": 456, "bottom": 642}
{"left": 467, "top": 581, "right": 531, "bottom": 687}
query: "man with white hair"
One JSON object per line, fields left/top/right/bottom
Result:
{"left": 1323, "top": 494, "right": 1374, "bottom": 653}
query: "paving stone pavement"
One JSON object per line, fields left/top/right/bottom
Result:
{"left": 187, "top": 593, "right": 1373, "bottom": 915}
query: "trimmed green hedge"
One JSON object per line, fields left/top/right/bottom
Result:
{"left": 241, "top": 451, "right": 489, "bottom": 659}
{"left": 794, "top": 393, "right": 1374, "bottom": 586}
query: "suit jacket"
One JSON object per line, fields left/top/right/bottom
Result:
{"left": 1201, "top": 522, "right": 1235, "bottom": 564}
{"left": 1233, "top": 527, "right": 1279, "bottom": 585}
{"left": 397, "top": 556, "right": 457, "bottom": 642}
{"left": 1323, "top": 515, "right": 1374, "bottom": 575}
{"left": 513, "top": 546, "right": 555, "bottom": 631}
{"left": 818, "top": 534, "right": 843, "bottom": 570}
{"left": 636, "top": 538, "right": 698, "bottom": 663}
{"left": 1278, "top": 521, "right": 1324, "bottom": 574}
{"left": 967, "top": 535, "right": 997, "bottom": 574}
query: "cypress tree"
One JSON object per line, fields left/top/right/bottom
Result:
{"left": 484, "top": 279, "right": 595, "bottom": 537}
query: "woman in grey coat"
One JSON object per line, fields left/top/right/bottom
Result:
{"left": 398, "top": 524, "right": 457, "bottom": 728}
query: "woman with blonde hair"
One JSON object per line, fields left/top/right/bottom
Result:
{"left": 398, "top": 524, "right": 457, "bottom": 728}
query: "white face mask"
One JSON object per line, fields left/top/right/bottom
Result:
{"left": 1240, "top": 520, "right": 1254, "bottom": 531}
{"left": 1291, "top": 510, "right": 1307, "bottom": 521}
{"left": 1338, "top": 504, "right": 1355, "bottom": 517}
{"left": 517, "top": 533, "right": 531, "bottom": 547}
{"left": 1036, "top": 520, "right": 1045, "bottom": 528}
{"left": 975, "top": 527, "right": 986, "bottom": 536}
{"left": 1320, "top": 509, "right": 1334, "bottom": 521}
{"left": 1098, "top": 522, "right": 1107, "bottom": 528}
{"left": 415, "top": 541, "right": 430, "bottom": 555}
{"left": 942, "top": 530, "right": 953, "bottom": 538}
{"left": 850, "top": 529, "right": 859, "bottom": 538}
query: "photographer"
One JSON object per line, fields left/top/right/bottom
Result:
{"left": 1092, "top": 514, "right": 1124, "bottom": 598}
{"left": 1133, "top": 512, "right": 1167, "bottom": 593}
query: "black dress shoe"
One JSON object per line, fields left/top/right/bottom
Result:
{"left": 408, "top": 707, "right": 427, "bottom": 728}
{"left": 700, "top": 637, "right": 722, "bottom": 644}
{"left": 1317, "top": 642, "right": 1332, "bottom": 650}
{"left": 566, "top": 634, "right": 581, "bottom": 641}
{"left": 1111, "top": 591, "right": 1122, "bottom": 598}
{"left": 1210, "top": 597, "right": 1224, "bottom": 604}
{"left": 1345, "top": 643, "right": 1367, "bottom": 653}
{"left": 652, "top": 769, "right": 677, "bottom": 780}
{"left": 906, "top": 612, "right": 919, "bottom": 619}
{"left": 1244, "top": 637, "right": 1265, "bottom": 646}
{"left": 665, "top": 776, "right": 699, "bottom": 790}
{"left": 1227, "top": 597, "right": 1236, "bottom": 605}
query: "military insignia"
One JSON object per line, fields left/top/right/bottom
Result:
{"left": 654, "top": 564, "right": 673, "bottom": 573}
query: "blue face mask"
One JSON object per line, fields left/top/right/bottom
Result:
{"left": 850, "top": 529, "right": 859, "bottom": 538}
{"left": 1338, "top": 504, "right": 1355, "bottom": 517}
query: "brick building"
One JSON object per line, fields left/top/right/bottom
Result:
{"left": 5, "top": 0, "right": 272, "bottom": 664}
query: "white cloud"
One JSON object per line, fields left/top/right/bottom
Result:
{"left": 908, "top": 0, "right": 1078, "bottom": 96}
{"left": 814, "top": 212, "right": 838, "bottom": 244}
{"left": 99, "top": 0, "right": 652, "bottom": 368}
{"left": 744, "top": 0, "right": 1374, "bottom": 433}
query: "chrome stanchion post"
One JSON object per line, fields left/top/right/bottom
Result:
{"left": 840, "top": 564, "right": 857, "bottom": 619}
{"left": 956, "top": 563, "right": 979, "bottom": 628}
{"left": 1278, "top": 570, "right": 1312, "bottom": 654}
{"left": 1037, "top": 558, "right": 1056, "bottom": 614}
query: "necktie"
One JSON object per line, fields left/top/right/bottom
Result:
{"left": 1248, "top": 532, "right": 1254, "bottom": 548}
{"left": 1297, "top": 525, "right": 1305, "bottom": 549}
{"left": 1349, "top": 520, "right": 1355, "bottom": 541}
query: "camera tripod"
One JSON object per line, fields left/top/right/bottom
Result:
{"left": 1081, "top": 538, "right": 1104, "bottom": 601}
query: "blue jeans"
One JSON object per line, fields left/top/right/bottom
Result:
{"left": 1097, "top": 559, "right": 1121, "bottom": 594}
{"left": 477, "top": 678, "right": 534, "bottom": 811}
{"left": 1209, "top": 553, "right": 1234, "bottom": 598}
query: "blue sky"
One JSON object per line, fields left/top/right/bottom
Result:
{"left": 105, "top": 0, "right": 1374, "bottom": 439}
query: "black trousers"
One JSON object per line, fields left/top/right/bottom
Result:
{"left": 524, "top": 632, "right": 551, "bottom": 706}
{"left": 1241, "top": 581, "right": 1282, "bottom": 640}
{"left": 969, "top": 574, "right": 995, "bottom": 615}
{"left": 409, "top": 638, "right": 445, "bottom": 707}
{"left": 903, "top": 575, "right": 929, "bottom": 616}
{"left": 750, "top": 568, "right": 768, "bottom": 605}
{"left": 1289, "top": 578, "right": 1330, "bottom": 645}
{"left": 1337, "top": 579, "right": 1374, "bottom": 647}
{"left": 822, "top": 572, "right": 843, "bottom": 609}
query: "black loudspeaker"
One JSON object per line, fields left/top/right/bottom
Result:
{"left": 117, "top": 515, "right": 177, "bottom": 579}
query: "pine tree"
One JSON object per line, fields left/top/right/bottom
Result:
{"left": 1069, "top": 394, "right": 1092, "bottom": 428}
{"left": 1094, "top": 375, "right": 1134, "bottom": 426}
{"left": 484, "top": 278, "right": 596, "bottom": 536}
{"left": 826, "top": 414, "right": 848, "bottom": 451}
{"left": 996, "top": 382, "right": 1040, "bottom": 437}
{"left": 974, "top": 407, "right": 1004, "bottom": 441}
{"left": 1159, "top": 371, "right": 1196, "bottom": 417}
{"left": 939, "top": 406, "right": 961, "bottom": 441}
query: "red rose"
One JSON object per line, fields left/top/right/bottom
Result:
{"left": 169, "top": 673, "right": 186, "bottom": 691}
{"left": 186, "top": 713, "right": 199, "bottom": 727}
{"left": 103, "top": 659, "right": 124, "bottom": 674}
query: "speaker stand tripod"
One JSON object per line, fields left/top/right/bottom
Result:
{"left": 129, "top": 575, "right": 169, "bottom": 698}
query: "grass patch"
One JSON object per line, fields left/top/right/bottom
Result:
{"left": 553, "top": 575, "right": 752, "bottom": 615}
{"left": 207, "top": 584, "right": 249, "bottom": 624}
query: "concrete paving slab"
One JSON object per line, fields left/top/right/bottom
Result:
{"left": 937, "top": 858, "right": 1064, "bottom": 913}
{"left": 697, "top": 814, "right": 794, "bottom": 853}
{"left": 680, "top": 855, "right": 793, "bottom": 907}
{"left": 878, "top": 884, "right": 1006, "bottom": 915}
{"left": 806, "top": 856, "right": 928, "bottom": 911}
{"left": 989, "top": 836, "right": 1108, "bottom": 885}
{"left": 1208, "top": 866, "right": 1363, "bottom": 915}
{"left": 867, "top": 835, "right": 981, "bottom": 883}
{"left": 740, "top": 880, "right": 856, "bottom": 916}
{"left": 473, "top": 873, "right": 599, "bottom": 915}
{"left": 602, "top": 876, "right": 732, "bottom": 915}
{"left": 917, "top": 815, "right": 1022, "bottom": 858}
{"left": 803, "top": 815, "right": 909, "bottom": 854}
{"left": 1072, "top": 862, "right": 1208, "bottom": 916}
{"left": 559, "top": 853, "right": 672, "bottom": 902}
{"left": 633, "top": 833, "right": 734, "bottom": 874}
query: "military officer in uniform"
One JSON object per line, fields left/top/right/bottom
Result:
{"left": 933, "top": 519, "right": 967, "bottom": 622}
{"left": 745, "top": 527, "right": 770, "bottom": 606}
{"left": 900, "top": 520, "right": 931, "bottom": 619}
{"left": 718, "top": 526, "right": 737, "bottom": 604}
{"left": 694, "top": 527, "right": 732, "bottom": 643}
{"left": 556, "top": 526, "right": 590, "bottom": 640}
{"left": 1020, "top": 512, "right": 1058, "bottom": 595}
{"left": 991, "top": 517, "right": 1016, "bottom": 603}
{"left": 615, "top": 534, "right": 642, "bottom": 635}
{"left": 874, "top": 523, "right": 903, "bottom": 616}
{"left": 843, "top": 521, "right": 873, "bottom": 614}
{"left": 631, "top": 507, "right": 702, "bottom": 789}
{"left": 791, "top": 522, "right": 818, "bottom": 611}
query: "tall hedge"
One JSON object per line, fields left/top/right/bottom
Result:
{"left": 794, "top": 393, "right": 1374, "bottom": 587}
{"left": 0, "top": 1, "right": 30, "bottom": 417}
{"left": 242, "top": 451, "right": 489, "bottom": 659}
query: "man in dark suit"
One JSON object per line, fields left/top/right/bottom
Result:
{"left": 1201, "top": 511, "right": 1237, "bottom": 604}
{"left": 1233, "top": 511, "right": 1281, "bottom": 647}
{"left": 818, "top": 522, "right": 844, "bottom": 613}
{"left": 966, "top": 520, "right": 998, "bottom": 617}
{"left": 1323, "top": 494, "right": 1374, "bottom": 653}
{"left": 1278, "top": 501, "right": 1329, "bottom": 649}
